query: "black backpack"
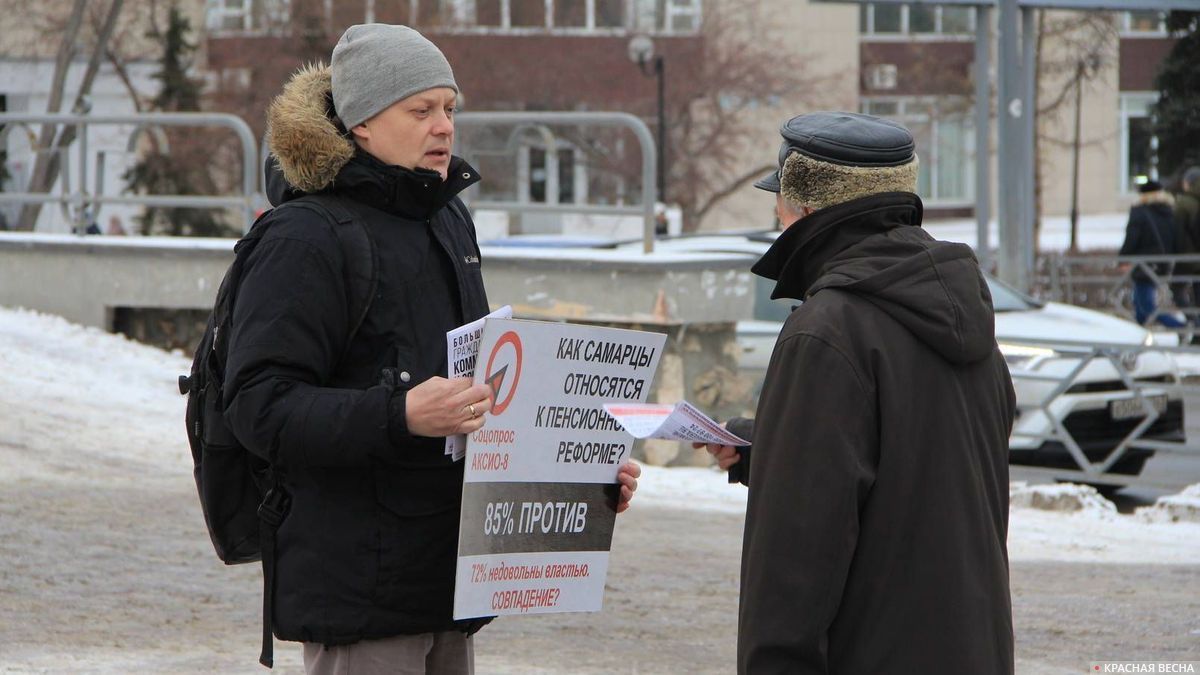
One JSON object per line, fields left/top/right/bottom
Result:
{"left": 177, "top": 193, "right": 377, "bottom": 666}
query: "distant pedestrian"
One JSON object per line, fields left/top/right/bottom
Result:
{"left": 1172, "top": 166, "right": 1200, "bottom": 317}
{"left": 1119, "top": 180, "right": 1184, "bottom": 328}
{"left": 106, "top": 215, "right": 127, "bottom": 236}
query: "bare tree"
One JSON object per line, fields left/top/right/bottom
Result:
{"left": 664, "top": 0, "right": 822, "bottom": 230}
{"left": 1033, "top": 10, "right": 1118, "bottom": 252}
{"left": 12, "top": 0, "right": 128, "bottom": 230}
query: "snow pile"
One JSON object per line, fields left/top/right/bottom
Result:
{"left": 0, "top": 306, "right": 192, "bottom": 488}
{"left": 1009, "top": 481, "right": 1118, "bottom": 513}
{"left": 1136, "top": 483, "right": 1200, "bottom": 524}
{"left": 1005, "top": 482, "right": 1200, "bottom": 563}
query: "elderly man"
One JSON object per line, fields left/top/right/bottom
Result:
{"left": 223, "top": 24, "right": 640, "bottom": 674}
{"left": 705, "top": 112, "right": 1016, "bottom": 674}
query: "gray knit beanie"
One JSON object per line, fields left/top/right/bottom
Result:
{"left": 331, "top": 24, "right": 459, "bottom": 130}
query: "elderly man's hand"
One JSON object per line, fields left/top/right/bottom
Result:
{"left": 614, "top": 461, "right": 641, "bottom": 514}
{"left": 693, "top": 441, "right": 742, "bottom": 472}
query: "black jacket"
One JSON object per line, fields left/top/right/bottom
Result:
{"left": 223, "top": 64, "right": 490, "bottom": 645}
{"left": 1119, "top": 201, "right": 1177, "bottom": 282}
{"left": 737, "top": 192, "right": 1016, "bottom": 674}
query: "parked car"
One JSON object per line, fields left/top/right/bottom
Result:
{"left": 635, "top": 233, "right": 1185, "bottom": 488}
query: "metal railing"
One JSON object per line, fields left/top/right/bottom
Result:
{"left": 1002, "top": 334, "right": 1200, "bottom": 489}
{"left": 1041, "top": 252, "right": 1200, "bottom": 332}
{"left": 0, "top": 112, "right": 261, "bottom": 231}
{"left": 455, "top": 111, "right": 659, "bottom": 253}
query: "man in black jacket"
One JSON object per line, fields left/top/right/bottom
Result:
{"left": 224, "top": 24, "right": 640, "bottom": 674}
{"left": 1118, "top": 180, "right": 1185, "bottom": 327}
{"left": 703, "top": 112, "right": 1016, "bottom": 674}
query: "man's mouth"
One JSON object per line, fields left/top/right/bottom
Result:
{"left": 425, "top": 149, "right": 450, "bottom": 161}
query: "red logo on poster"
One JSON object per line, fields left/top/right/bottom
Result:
{"left": 484, "top": 331, "right": 523, "bottom": 416}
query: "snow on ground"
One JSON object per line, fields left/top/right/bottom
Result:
{"left": 0, "top": 306, "right": 191, "bottom": 488}
{"left": 1, "top": 303, "right": 1198, "bottom": 569}
{"left": 2, "top": 305, "right": 1199, "bottom": 673}
{"left": 922, "top": 212, "right": 1129, "bottom": 253}
{"left": 640, "top": 466, "right": 1200, "bottom": 565}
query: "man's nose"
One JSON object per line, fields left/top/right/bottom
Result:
{"left": 432, "top": 110, "right": 454, "bottom": 137}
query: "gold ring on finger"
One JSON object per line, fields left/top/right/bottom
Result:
{"left": 468, "top": 403, "right": 477, "bottom": 418}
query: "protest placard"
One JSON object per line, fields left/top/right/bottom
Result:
{"left": 453, "top": 318, "right": 665, "bottom": 619}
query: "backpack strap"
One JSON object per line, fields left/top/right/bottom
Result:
{"left": 285, "top": 195, "right": 380, "bottom": 364}
{"left": 250, "top": 195, "right": 377, "bottom": 668}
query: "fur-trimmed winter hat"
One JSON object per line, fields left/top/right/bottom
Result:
{"left": 755, "top": 112, "right": 919, "bottom": 211}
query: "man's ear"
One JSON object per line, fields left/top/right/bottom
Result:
{"left": 350, "top": 122, "right": 369, "bottom": 142}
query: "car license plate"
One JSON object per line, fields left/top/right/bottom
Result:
{"left": 1109, "top": 394, "right": 1168, "bottom": 421}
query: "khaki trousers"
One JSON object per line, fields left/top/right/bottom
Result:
{"left": 303, "top": 631, "right": 473, "bottom": 675}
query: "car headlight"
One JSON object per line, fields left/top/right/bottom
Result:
{"left": 997, "top": 342, "right": 1056, "bottom": 370}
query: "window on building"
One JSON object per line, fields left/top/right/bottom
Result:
{"left": 596, "top": 0, "right": 623, "bottom": 28}
{"left": 909, "top": 5, "right": 936, "bottom": 34}
{"left": 1122, "top": 10, "right": 1166, "bottom": 35}
{"left": 665, "top": 0, "right": 702, "bottom": 33}
{"left": 529, "top": 147, "right": 548, "bottom": 202}
{"left": 206, "top": 0, "right": 290, "bottom": 34}
{"left": 555, "top": 0, "right": 588, "bottom": 28}
{"left": 941, "top": 6, "right": 972, "bottom": 34}
{"left": 872, "top": 4, "right": 902, "bottom": 33}
{"left": 861, "top": 3, "right": 975, "bottom": 37}
{"left": 476, "top": 0, "right": 503, "bottom": 26}
{"left": 413, "top": 0, "right": 699, "bottom": 33}
{"left": 207, "top": 0, "right": 250, "bottom": 31}
{"left": 422, "top": 0, "right": 472, "bottom": 26}
{"left": 510, "top": 0, "right": 546, "bottom": 27}
{"left": 1120, "top": 93, "right": 1159, "bottom": 194}
{"left": 862, "top": 97, "right": 974, "bottom": 205}
{"left": 521, "top": 143, "right": 585, "bottom": 205}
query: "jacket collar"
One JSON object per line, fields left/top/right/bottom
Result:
{"left": 330, "top": 149, "right": 481, "bottom": 220}
{"left": 752, "top": 192, "right": 923, "bottom": 300}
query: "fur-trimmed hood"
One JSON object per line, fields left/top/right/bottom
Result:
{"left": 266, "top": 63, "right": 357, "bottom": 193}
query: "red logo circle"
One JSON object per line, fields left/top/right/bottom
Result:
{"left": 484, "top": 331, "right": 523, "bottom": 416}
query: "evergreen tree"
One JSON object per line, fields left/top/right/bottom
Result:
{"left": 124, "top": 4, "right": 234, "bottom": 237}
{"left": 1152, "top": 11, "right": 1200, "bottom": 182}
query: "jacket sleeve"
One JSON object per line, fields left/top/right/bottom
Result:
{"left": 738, "top": 333, "right": 877, "bottom": 675}
{"left": 222, "top": 218, "right": 399, "bottom": 468}
{"left": 724, "top": 416, "right": 755, "bottom": 486}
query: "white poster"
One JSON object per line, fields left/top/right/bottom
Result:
{"left": 453, "top": 318, "right": 666, "bottom": 619}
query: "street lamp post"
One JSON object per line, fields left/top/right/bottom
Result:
{"left": 629, "top": 35, "right": 666, "bottom": 204}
